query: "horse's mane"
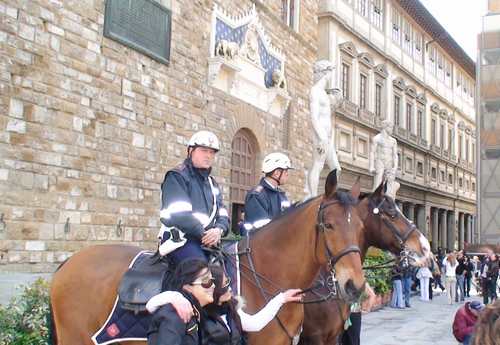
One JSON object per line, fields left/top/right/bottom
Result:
{"left": 250, "top": 189, "right": 357, "bottom": 235}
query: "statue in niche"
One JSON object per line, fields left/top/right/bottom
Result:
{"left": 305, "top": 60, "right": 343, "bottom": 198}
{"left": 369, "top": 119, "right": 400, "bottom": 199}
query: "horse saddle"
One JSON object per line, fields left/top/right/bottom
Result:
{"left": 118, "top": 251, "right": 170, "bottom": 314}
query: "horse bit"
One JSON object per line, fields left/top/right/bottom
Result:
{"left": 371, "top": 196, "right": 417, "bottom": 268}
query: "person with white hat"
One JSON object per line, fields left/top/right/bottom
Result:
{"left": 158, "top": 130, "right": 229, "bottom": 264}
{"left": 242, "top": 152, "right": 292, "bottom": 233}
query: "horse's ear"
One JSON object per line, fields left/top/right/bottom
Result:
{"left": 372, "top": 179, "right": 386, "bottom": 199}
{"left": 350, "top": 176, "right": 361, "bottom": 200}
{"left": 325, "top": 169, "right": 337, "bottom": 198}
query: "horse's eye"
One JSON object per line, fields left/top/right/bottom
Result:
{"left": 324, "top": 223, "right": 334, "bottom": 230}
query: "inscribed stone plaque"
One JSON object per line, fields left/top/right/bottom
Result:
{"left": 104, "top": 0, "right": 171, "bottom": 64}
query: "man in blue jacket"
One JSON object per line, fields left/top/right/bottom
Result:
{"left": 243, "top": 152, "right": 292, "bottom": 234}
{"left": 158, "top": 130, "right": 230, "bottom": 264}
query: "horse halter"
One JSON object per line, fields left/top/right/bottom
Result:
{"left": 314, "top": 199, "right": 362, "bottom": 298}
{"left": 370, "top": 196, "right": 417, "bottom": 267}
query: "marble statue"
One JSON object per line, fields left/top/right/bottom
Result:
{"left": 369, "top": 119, "right": 400, "bottom": 199}
{"left": 305, "top": 60, "right": 343, "bottom": 198}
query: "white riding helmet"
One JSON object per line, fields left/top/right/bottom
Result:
{"left": 262, "top": 152, "right": 292, "bottom": 173}
{"left": 188, "top": 130, "right": 220, "bottom": 152}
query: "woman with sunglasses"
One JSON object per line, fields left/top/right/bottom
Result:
{"left": 201, "top": 265, "right": 303, "bottom": 345}
{"left": 147, "top": 265, "right": 302, "bottom": 345}
{"left": 147, "top": 259, "right": 215, "bottom": 345}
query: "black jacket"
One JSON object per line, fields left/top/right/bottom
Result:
{"left": 160, "top": 158, "right": 229, "bottom": 241}
{"left": 201, "top": 308, "right": 243, "bottom": 345}
{"left": 148, "top": 304, "right": 200, "bottom": 345}
{"left": 243, "top": 178, "right": 290, "bottom": 231}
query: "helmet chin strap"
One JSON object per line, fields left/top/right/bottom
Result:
{"left": 269, "top": 169, "right": 284, "bottom": 186}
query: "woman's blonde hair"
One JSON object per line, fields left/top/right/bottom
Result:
{"left": 447, "top": 253, "right": 456, "bottom": 266}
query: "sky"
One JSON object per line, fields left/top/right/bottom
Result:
{"left": 419, "top": 0, "right": 488, "bottom": 61}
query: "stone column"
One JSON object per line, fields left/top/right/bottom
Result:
{"left": 408, "top": 203, "right": 415, "bottom": 223}
{"left": 447, "top": 210, "right": 456, "bottom": 251}
{"left": 458, "top": 212, "right": 465, "bottom": 250}
{"left": 432, "top": 207, "right": 439, "bottom": 251}
{"left": 471, "top": 216, "right": 476, "bottom": 244}
{"left": 463, "top": 213, "right": 469, "bottom": 246}
{"left": 440, "top": 209, "right": 448, "bottom": 251}
{"left": 416, "top": 205, "right": 426, "bottom": 235}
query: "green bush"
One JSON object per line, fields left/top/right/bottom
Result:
{"left": 363, "top": 250, "right": 393, "bottom": 295}
{"left": 0, "top": 278, "right": 50, "bottom": 345}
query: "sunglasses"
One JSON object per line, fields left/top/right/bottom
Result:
{"left": 220, "top": 277, "right": 232, "bottom": 293}
{"left": 191, "top": 277, "right": 215, "bottom": 289}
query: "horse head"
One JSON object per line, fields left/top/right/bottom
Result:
{"left": 319, "top": 170, "right": 366, "bottom": 303}
{"left": 359, "top": 180, "right": 431, "bottom": 267}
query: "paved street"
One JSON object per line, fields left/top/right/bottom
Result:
{"left": 361, "top": 290, "right": 480, "bottom": 345}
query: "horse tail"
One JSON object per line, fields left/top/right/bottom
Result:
{"left": 49, "top": 258, "right": 69, "bottom": 345}
{"left": 49, "top": 300, "right": 57, "bottom": 345}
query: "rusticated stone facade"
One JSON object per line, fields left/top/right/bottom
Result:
{"left": 0, "top": 0, "right": 318, "bottom": 272}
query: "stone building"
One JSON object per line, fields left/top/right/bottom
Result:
{"left": 0, "top": 0, "right": 318, "bottom": 272}
{"left": 0, "top": 0, "right": 476, "bottom": 274}
{"left": 319, "top": 0, "right": 477, "bottom": 252}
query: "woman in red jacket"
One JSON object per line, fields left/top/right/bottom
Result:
{"left": 452, "top": 301, "right": 485, "bottom": 345}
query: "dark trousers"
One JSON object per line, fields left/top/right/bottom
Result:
{"left": 340, "top": 312, "right": 361, "bottom": 345}
{"left": 434, "top": 275, "right": 445, "bottom": 290}
{"left": 169, "top": 240, "right": 208, "bottom": 265}
{"left": 429, "top": 277, "right": 434, "bottom": 300}
{"left": 465, "top": 275, "right": 472, "bottom": 297}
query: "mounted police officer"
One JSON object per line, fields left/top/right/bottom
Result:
{"left": 243, "top": 152, "right": 292, "bottom": 233}
{"left": 158, "top": 130, "right": 229, "bottom": 264}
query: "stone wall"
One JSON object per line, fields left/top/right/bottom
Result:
{"left": 0, "top": 0, "right": 318, "bottom": 272}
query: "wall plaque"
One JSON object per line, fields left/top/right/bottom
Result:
{"left": 104, "top": 0, "right": 171, "bottom": 64}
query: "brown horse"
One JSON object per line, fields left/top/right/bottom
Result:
{"left": 299, "top": 181, "right": 432, "bottom": 345}
{"left": 50, "top": 170, "right": 367, "bottom": 345}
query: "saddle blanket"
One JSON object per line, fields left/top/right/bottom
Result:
{"left": 91, "top": 251, "right": 153, "bottom": 345}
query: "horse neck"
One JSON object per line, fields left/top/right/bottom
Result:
{"left": 249, "top": 198, "right": 323, "bottom": 289}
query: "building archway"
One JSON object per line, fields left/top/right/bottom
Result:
{"left": 230, "top": 129, "right": 259, "bottom": 234}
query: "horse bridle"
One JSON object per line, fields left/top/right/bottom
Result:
{"left": 313, "top": 199, "right": 362, "bottom": 299}
{"left": 238, "top": 198, "right": 362, "bottom": 343}
{"left": 370, "top": 196, "right": 417, "bottom": 267}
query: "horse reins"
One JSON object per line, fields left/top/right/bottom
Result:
{"left": 239, "top": 198, "right": 362, "bottom": 343}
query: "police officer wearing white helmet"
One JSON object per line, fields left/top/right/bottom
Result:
{"left": 243, "top": 152, "right": 292, "bottom": 233}
{"left": 158, "top": 130, "right": 230, "bottom": 264}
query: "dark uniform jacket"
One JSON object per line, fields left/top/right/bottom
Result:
{"left": 202, "top": 307, "right": 243, "bottom": 345}
{"left": 148, "top": 304, "right": 201, "bottom": 345}
{"left": 243, "top": 178, "right": 290, "bottom": 231}
{"left": 160, "top": 158, "right": 229, "bottom": 241}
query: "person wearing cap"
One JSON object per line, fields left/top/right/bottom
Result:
{"left": 158, "top": 130, "right": 230, "bottom": 264}
{"left": 242, "top": 152, "right": 292, "bottom": 233}
{"left": 452, "top": 300, "right": 485, "bottom": 345}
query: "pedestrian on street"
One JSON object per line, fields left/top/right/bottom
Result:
{"left": 390, "top": 264, "right": 405, "bottom": 309}
{"left": 402, "top": 264, "right": 413, "bottom": 307}
{"left": 464, "top": 256, "right": 474, "bottom": 298}
{"left": 416, "top": 262, "right": 433, "bottom": 301}
{"left": 444, "top": 253, "right": 459, "bottom": 304}
{"left": 452, "top": 300, "right": 485, "bottom": 345}
{"left": 485, "top": 252, "right": 499, "bottom": 303}
{"left": 456, "top": 251, "right": 467, "bottom": 302}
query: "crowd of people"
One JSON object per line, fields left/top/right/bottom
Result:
{"left": 389, "top": 246, "right": 499, "bottom": 345}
